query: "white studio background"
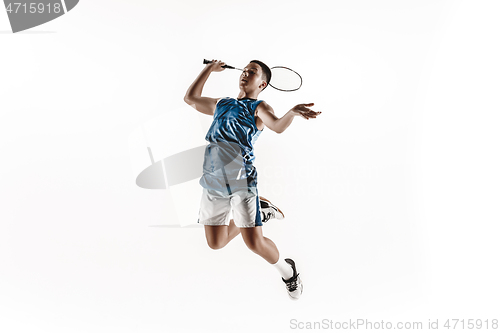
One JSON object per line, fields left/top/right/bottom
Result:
{"left": 1, "top": 0, "right": 499, "bottom": 332}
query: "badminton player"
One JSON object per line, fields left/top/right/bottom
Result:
{"left": 184, "top": 59, "right": 321, "bottom": 299}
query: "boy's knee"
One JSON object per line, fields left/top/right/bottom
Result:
{"left": 207, "top": 239, "right": 225, "bottom": 250}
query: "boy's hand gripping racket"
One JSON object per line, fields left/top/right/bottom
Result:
{"left": 203, "top": 59, "right": 302, "bottom": 92}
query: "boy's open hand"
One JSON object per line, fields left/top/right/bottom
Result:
{"left": 291, "top": 103, "right": 322, "bottom": 120}
{"left": 207, "top": 59, "right": 226, "bottom": 72}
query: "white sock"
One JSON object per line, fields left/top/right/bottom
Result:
{"left": 273, "top": 256, "right": 294, "bottom": 280}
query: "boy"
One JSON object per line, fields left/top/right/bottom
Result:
{"left": 184, "top": 59, "right": 321, "bottom": 299}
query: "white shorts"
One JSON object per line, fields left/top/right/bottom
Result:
{"left": 198, "top": 187, "right": 263, "bottom": 228}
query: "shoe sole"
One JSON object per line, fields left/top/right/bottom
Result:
{"left": 259, "top": 196, "right": 285, "bottom": 219}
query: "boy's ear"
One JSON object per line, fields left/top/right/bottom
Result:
{"left": 259, "top": 80, "right": 268, "bottom": 90}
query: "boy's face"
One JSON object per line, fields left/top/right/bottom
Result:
{"left": 239, "top": 62, "right": 267, "bottom": 92}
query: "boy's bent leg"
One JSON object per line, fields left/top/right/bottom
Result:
{"left": 240, "top": 226, "right": 279, "bottom": 264}
{"left": 205, "top": 219, "right": 240, "bottom": 250}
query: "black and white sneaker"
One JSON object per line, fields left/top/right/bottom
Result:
{"left": 282, "top": 258, "right": 303, "bottom": 300}
{"left": 260, "top": 196, "right": 285, "bottom": 223}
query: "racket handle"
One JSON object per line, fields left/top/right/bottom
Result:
{"left": 202, "top": 59, "right": 235, "bottom": 70}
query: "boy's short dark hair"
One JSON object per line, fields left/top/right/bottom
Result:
{"left": 250, "top": 60, "right": 272, "bottom": 90}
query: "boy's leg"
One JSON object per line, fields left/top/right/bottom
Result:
{"left": 204, "top": 219, "right": 241, "bottom": 250}
{"left": 240, "top": 226, "right": 303, "bottom": 300}
{"left": 239, "top": 226, "right": 279, "bottom": 264}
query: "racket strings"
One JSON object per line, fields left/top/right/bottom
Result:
{"left": 269, "top": 67, "right": 302, "bottom": 92}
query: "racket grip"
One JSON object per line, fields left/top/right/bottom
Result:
{"left": 202, "top": 59, "right": 234, "bottom": 69}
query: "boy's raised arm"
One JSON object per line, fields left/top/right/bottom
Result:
{"left": 184, "top": 60, "right": 225, "bottom": 116}
{"left": 256, "top": 102, "right": 321, "bottom": 134}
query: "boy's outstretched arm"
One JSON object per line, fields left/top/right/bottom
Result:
{"left": 256, "top": 102, "right": 321, "bottom": 134}
{"left": 184, "top": 60, "right": 226, "bottom": 116}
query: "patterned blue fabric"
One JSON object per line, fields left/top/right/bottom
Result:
{"left": 200, "top": 97, "right": 263, "bottom": 194}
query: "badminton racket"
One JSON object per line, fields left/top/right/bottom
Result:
{"left": 203, "top": 59, "right": 302, "bottom": 92}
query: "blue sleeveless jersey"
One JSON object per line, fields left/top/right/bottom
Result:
{"left": 200, "top": 97, "right": 264, "bottom": 194}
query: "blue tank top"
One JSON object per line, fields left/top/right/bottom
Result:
{"left": 200, "top": 97, "right": 263, "bottom": 194}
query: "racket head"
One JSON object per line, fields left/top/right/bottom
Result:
{"left": 268, "top": 66, "right": 303, "bottom": 92}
